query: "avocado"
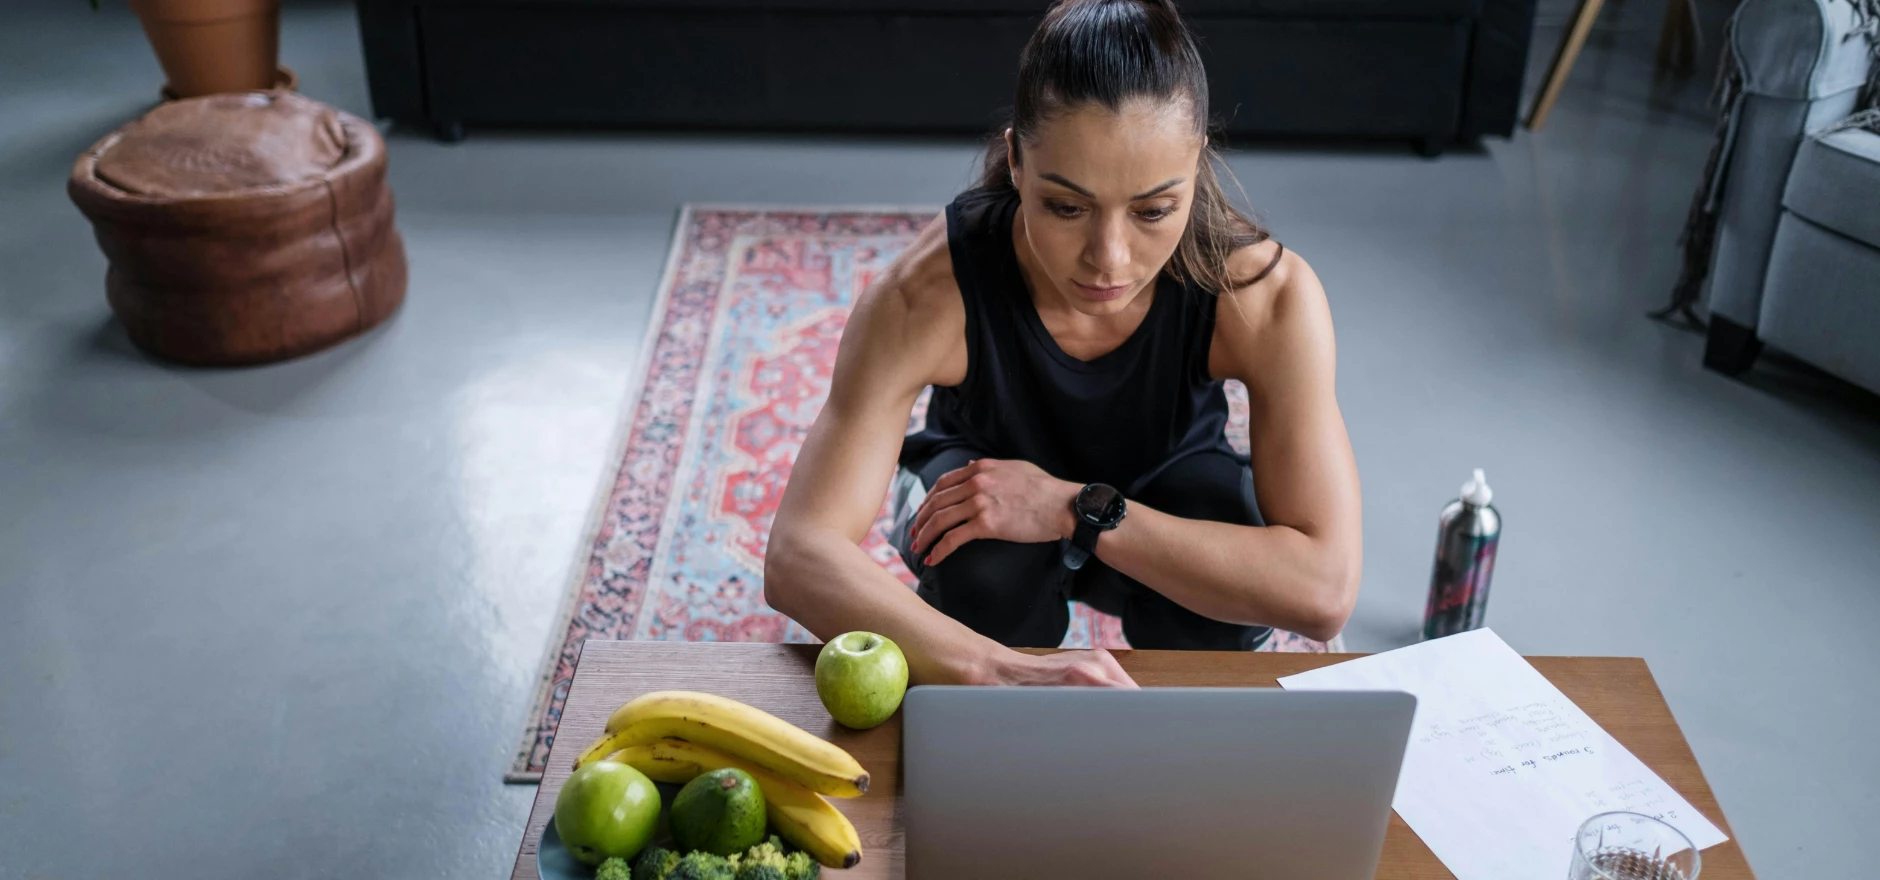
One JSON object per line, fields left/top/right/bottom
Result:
{"left": 669, "top": 768, "right": 768, "bottom": 856}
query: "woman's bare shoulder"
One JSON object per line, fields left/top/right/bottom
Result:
{"left": 1222, "top": 237, "right": 1322, "bottom": 320}
{"left": 878, "top": 214, "right": 963, "bottom": 316}
{"left": 844, "top": 213, "right": 967, "bottom": 386}
{"left": 1210, "top": 238, "right": 1333, "bottom": 380}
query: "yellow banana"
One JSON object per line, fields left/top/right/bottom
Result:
{"left": 604, "top": 738, "right": 864, "bottom": 869}
{"left": 607, "top": 742, "right": 707, "bottom": 784}
{"left": 574, "top": 690, "right": 868, "bottom": 798}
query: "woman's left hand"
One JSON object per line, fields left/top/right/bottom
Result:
{"left": 910, "top": 458, "right": 1079, "bottom": 565}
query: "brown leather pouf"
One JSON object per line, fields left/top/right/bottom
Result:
{"left": 69, "top": 91, "right": 406, "bottom": 366}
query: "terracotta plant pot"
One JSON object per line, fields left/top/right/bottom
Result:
{"left": 128, "top": 0, "right": 280, "bottom": 99}
{"left": 161, "top": 64, "right": 295, "bottom": 103}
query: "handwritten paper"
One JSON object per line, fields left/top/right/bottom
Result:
{"left": 1278, "top": 629, "right": 1726, "bottom": 880}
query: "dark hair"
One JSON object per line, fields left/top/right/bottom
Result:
{"left": 978, "top": 0, "right": 1268, "bottom": 296}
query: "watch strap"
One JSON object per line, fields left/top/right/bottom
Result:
{"left": 1064, "top": 520, "right": 1101, "bottom": 570}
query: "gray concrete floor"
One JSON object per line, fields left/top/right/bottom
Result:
{"left": 3, "top": 0, "right": 1876, "bottom": 877}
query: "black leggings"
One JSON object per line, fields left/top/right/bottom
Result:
{"left": 893, "top": 447, "right": 1273, "bottom": 651}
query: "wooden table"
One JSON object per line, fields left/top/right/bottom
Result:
{"left": 511, "top": 642, "right": 1755, "bottom": 879}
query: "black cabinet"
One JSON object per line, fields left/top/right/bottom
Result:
{"left": 356, "top": 0, "right": 1534, "bottom": 150}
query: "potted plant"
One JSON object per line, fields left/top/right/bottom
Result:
{"left": 113, "top": 0, "right": 284, "bottom": 99}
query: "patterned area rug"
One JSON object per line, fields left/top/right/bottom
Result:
{"left": 508, "top": 206, "right": 1339, "bottom": 781}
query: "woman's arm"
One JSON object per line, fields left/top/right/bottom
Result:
{"left": 910, "top": 244, "right": 1361, "bottom": 642}
{"left": 1097, "top": 246, "right": 1361, "bottom": 639}
{"left": 765, "top": 218, "right": 1136, "bottom": 688}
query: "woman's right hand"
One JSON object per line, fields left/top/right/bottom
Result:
{"left": 980, "top": 648, "right": 1140, "bottom": 688}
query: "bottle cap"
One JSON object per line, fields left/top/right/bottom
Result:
{"left": 1461, "top": 468, "right": 1493, "bottom": 506}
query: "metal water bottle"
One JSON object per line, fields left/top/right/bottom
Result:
{"left": 1421, "top": 468, "right": 1500, "bottom": 640}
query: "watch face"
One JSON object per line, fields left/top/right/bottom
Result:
{"left": 1076, "top": 483, "right": 1125, "bottom": 526}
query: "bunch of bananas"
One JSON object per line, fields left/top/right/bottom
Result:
{"left": 574, "top": 691, "right": 867, "bottom": 869}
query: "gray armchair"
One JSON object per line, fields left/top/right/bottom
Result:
{"left": 1704, "top": 0, "right": 1878, "bottom": 393}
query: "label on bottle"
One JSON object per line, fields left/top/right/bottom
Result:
{"left": 1423, "top": 527, "right": 1499, "bottom": 641}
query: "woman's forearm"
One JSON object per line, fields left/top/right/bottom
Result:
{"left": 1091, "top": 502, "right": 1358, "bottom": 641}
{"left": 764, "top": 526, "right": 1007, "bottom": 686}
{"left": 906, "top": 460, "right": 1358, "bottom": 642}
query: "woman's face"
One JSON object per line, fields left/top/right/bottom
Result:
{"left": 1008, "top": 99, "right": 1203, "bottom": 318}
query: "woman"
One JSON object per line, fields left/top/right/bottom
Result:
{"left": 765, "top": 0, "right": 1361, "bottom": 689}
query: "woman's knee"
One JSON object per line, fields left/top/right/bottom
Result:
{"left": 1122, "top": 588, "right": 1271, "bottom": 651}
{"left": 918, "top": 537, "right": 1067, "bottom": 647}
{"left": 1131, "top": 452, "right": 1263, "bottom": 527}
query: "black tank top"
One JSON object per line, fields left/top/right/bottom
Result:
{"left": 900, "top": 186, "right": 1257, "bottom": 492}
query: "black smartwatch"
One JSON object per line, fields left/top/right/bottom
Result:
{"left": 1063, "top": 483, "right": 1126, "bottom": 570}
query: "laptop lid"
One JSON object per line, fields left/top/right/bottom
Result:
{"left": 903, "top": 686, "right": 1415, "bottom": 880}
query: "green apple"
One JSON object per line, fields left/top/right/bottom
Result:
{"left": 815, "top": 631, "right": 910, "bottom": 729}
{"left": 553, "top": 760, "right": 661, "bottom": 866}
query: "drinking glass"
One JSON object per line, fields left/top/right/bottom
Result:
{"left": 1570, "top": 811, "right": 1701, "bottom": 880}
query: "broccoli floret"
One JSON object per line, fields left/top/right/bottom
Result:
{"left": 667, "top": 851, "right": 736, "bottom": 880}
{"left": 596, "top": 857, "right": 634, "bottom": 880}
{"left": 740, "top": 840, "right": 785, "bottom": 866}
{"left": 729, "top": 835, "right": 818, "bottom": 880}
{"left": 733, "top": 839, "right": 787, "bottom": 880}
{"left": 632, "top": 846, "right": 681, "bottom": 880}
{"left": 782, "top": 850, "right": 819, "bottom": 880}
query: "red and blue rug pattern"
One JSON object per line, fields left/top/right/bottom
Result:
{"left": 509, "top": 206, "right": 1336, "bottom": 780}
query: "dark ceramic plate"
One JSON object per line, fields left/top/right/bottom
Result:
{"left": 536, "top": 819, "right": 592, "bottom": 880}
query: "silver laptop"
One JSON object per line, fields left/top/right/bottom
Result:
{"left": 903, "top": 686, "right": 1416, "bottom": 880}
